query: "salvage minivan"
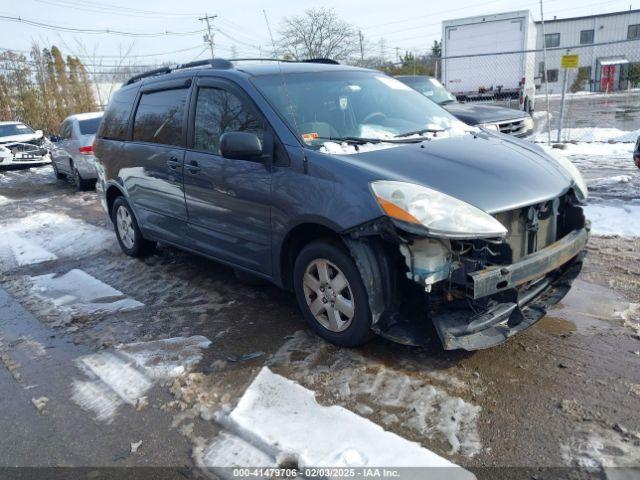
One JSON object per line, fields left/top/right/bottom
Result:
{"left": 94, "top": 59, "right": 589, "bottom": 351}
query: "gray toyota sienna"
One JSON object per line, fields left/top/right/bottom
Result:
{"left": 94, "top": 58, "right": 589, "bottom": 351}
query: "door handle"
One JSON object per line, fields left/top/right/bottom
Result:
{"left": 167, "top": 157, "right": 180, "bottom": 170}
{"left": 187, "top": 160, "right": 201, "bottom": 173}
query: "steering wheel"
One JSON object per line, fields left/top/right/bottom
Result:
{"left": 362, "top": 112, "right": 387, "bottom": 124}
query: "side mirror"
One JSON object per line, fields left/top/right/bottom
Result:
{"left": 49, "top": 135, "right": 59, "bottom": 142}
{"left": 220, "top": 132, "right": 263, "bottom": 160}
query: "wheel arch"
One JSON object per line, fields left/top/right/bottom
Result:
{"left": 105, "top": 182, "right": 127, "bottom": 218}
{"left": 277, "top": 220, "right": 348, "bottom": 290}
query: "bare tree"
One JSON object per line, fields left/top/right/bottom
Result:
{"left": 277, "top": 8, "right": 358, "bottom": 61}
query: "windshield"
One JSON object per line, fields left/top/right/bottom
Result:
{"left": 79, "top": 116, "right": 103, "bottom": 135}
{"left": 397, "top": 77, "right": 457, "bottom": 105}
{"left": 252, "top": 71, "right": 466, "bottom": 149}
{"left": 0, "top": 123, "right": 35, "bottom": 137}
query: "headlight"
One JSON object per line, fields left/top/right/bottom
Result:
{"left": 370, "top": 181, "right": 507, "bottom": 239}
{"left": 548, "top": 150, "right": 588, "bottom": 202}
{"left": 480, "top": 123, "right": 500, "bottom": 132}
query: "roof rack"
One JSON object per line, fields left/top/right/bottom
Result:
{"left": 124, "top": 57, "right": 339, "bottom": 85}
{"left": 301, "top": 58, "right": 340, "bottom": 65}
{"left": 124, "top": 58, "right": 233, "bottom": 85}
{"left": 229, "top": 57, "right": 340, "bottom": 65}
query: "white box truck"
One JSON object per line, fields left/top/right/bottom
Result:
{"left": 442, "top": 10, "right": 537, "bottom": 112}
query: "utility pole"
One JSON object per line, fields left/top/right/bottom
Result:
{"left": 358, "top": 30, "right": 365, "bottom": 65}
{"left": 199, "top": 14, "right": 217, "bottom": 58}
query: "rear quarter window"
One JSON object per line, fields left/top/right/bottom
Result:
{"left": 132, "top": 88, "right": 188, "bottom": 147}
{"left": 79, "top": 117, "right": 103, "bottom": 135}
{"left": 98, "top": 87, "right": 138, "bottom": 141}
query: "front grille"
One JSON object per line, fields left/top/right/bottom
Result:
{"left": 494, "top": 199, "right": 559, "bottom": 262}
{"left": 497, "top": 119, "right": 527, "bottom": 136}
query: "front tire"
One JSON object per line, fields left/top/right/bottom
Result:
{"left": 293, "top": 241, "right": 373, "bottom": 347}
{"left": 111, "top": 196, "right": 157, "bottom": 257}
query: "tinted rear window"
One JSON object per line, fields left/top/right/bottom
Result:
{"left": 98, "top": 87, "right": 138, "bottom": 141}
{"left": 79, "top": 117, "right": 102, "bottom": 135}
{"left": 133, "top": 88, "right": 188, "bottom": 147}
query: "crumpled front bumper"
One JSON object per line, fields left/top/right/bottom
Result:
{"left": 432, "top": 227, "right": 588, "bottom": 350}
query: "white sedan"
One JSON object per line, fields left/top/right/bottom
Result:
{"left": 0, "top": 121, "right": 52, "bottom": 167}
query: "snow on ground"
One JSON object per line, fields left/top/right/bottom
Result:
{"left": 72, "top": 336, "right": 211, "bottom": 423}
{"left": 537, "top": 134, "right": 639, "bottom": 237}
{"left": 203, "top": 367, "right": 475, "bottom": 479}
{"left": 560, "top": 423, "right": 640, "bottom": 472}
{"left": 0, "top": 165, "right": 55, "bottom": 186}
{"left": 30, "top": 269, "right": 143, "bottom": 315}
{"left": 583, "top": 204, "right": 640, "bottom": 237}
{"left": 268, "top": 331, "right": 482, "bottom": 457}
{"left": 535, "top": 127, "right": 640, "bottom": 144}
{"left": 0, "top": 212, "right": 115, "bottom": 269}
{"left": 0, "top": 195, "right": 13, "bottom": 206}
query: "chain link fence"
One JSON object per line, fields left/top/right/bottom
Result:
{"left": 436, "top": 37, "right": 640, "bottom": 144}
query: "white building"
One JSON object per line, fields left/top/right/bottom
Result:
{"left": 535, "top": 9, "right": 640, "bottom": 93}
{"left": 442, "top": 8, "right": 640, "bottom": 96}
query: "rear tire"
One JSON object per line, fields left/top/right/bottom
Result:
{"left": 111, "top": 196, "right": 157, "bottom": 257}
{"left": 293, "top": 240, "right": 373, "bottom": 347}
{"left": 73, "top": 168, "right": 94, "bottom": 191}
{"left": 52, "top": 162, "right": 65, "bottom": 180}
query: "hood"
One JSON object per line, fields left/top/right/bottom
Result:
{"left": 443, "top": 102, "right": 529, "bottom": 125}
{"left": 328, "top": 133, "right": 572, "bottom": 214}
{"left": 0, "top": 132, "right": 42, "bottom": 144}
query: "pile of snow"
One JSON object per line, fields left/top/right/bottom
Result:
{"left": 584, "top": 203, "right": 640, "bottom": 237}
{"left": 204, "top": 367, "right": 475, "bottom": 478}
{"left": 0, "top": 212, "right": 114, "bottom": 269}
{"left": 0, "top": 165, "right": 55, "bottom": 186}
{"left": 269, "top": 331, "right": 482, "bottom": 457}
{"left": 588, "top": 175, "right": 633, "bottom": 188}
{"left": 30, "top": 269, "right": 143, "bottom": 314}
{"left": 72, "top": 336, "right": 211, "bottom": 423}
{"left": 545, "top": 88, "right": 640, "bottom": 99}
{"left": 535, "top": 127, "right": 640, "bottom": 144}
{"left": 540, "top": 142, "right": 634, "bottom": 158}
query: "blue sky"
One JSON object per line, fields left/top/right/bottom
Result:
{"left": 0, "top": 0, "right": 637, "bottom": 66}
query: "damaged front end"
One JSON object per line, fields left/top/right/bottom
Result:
{"left": 344, "top": 193, "right": 588, "bottom": 351}
{"left": 0, "top": 138, "right": 52, "bottom": 166}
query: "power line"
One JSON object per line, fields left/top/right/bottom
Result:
{"left": 0, "top": 15, "right": 206, "bottom": 37}
{"left": 0, "top": 44, "right": 207, "bottom": 59}
{"left": 30, "top": 0, "right": 200, "bottom": 17}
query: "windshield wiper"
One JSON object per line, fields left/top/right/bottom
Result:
{"left": 439, "top": 99, "right": 457, "bottom": 105}
{"left": 314, "top": 136, "right": 380, "bottom": 145}
{"left": 314, "top": 136, "right": 425, "bottom": 145}
{"left": 394, "top": 128, "right": 445, "bottom": 138}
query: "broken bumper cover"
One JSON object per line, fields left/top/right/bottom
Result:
{"left": 433, "top": 227, "right": 588, "bottom": 351}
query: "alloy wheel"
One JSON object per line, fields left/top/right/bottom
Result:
{"left": 116, "top": 205, "right": 135, "bottom": 249}
{"left": 302, "top": 258, "right": 355, "bottom": 332}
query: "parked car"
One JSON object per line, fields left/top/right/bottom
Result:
{"left": 0, "top": 121, "right": 51, "bottom": 168}
{"left": 635, "top": 135, "right": 640, "bottom": 169}
{"left": 95, "top": 59, "right": 588, "bottom": 351}
{"left": 396, "top": 75, "right": 534, "bottom": 137}
{"left": 51, "top": 112, "right": 104, "bottom": 190}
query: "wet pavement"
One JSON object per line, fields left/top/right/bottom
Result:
{"left": 1, "top": 163, "right": 639, "bottom": 479}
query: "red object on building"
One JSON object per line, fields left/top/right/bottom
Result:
{"left": 600, "top": 65, "right": 616, "bottom": 92}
